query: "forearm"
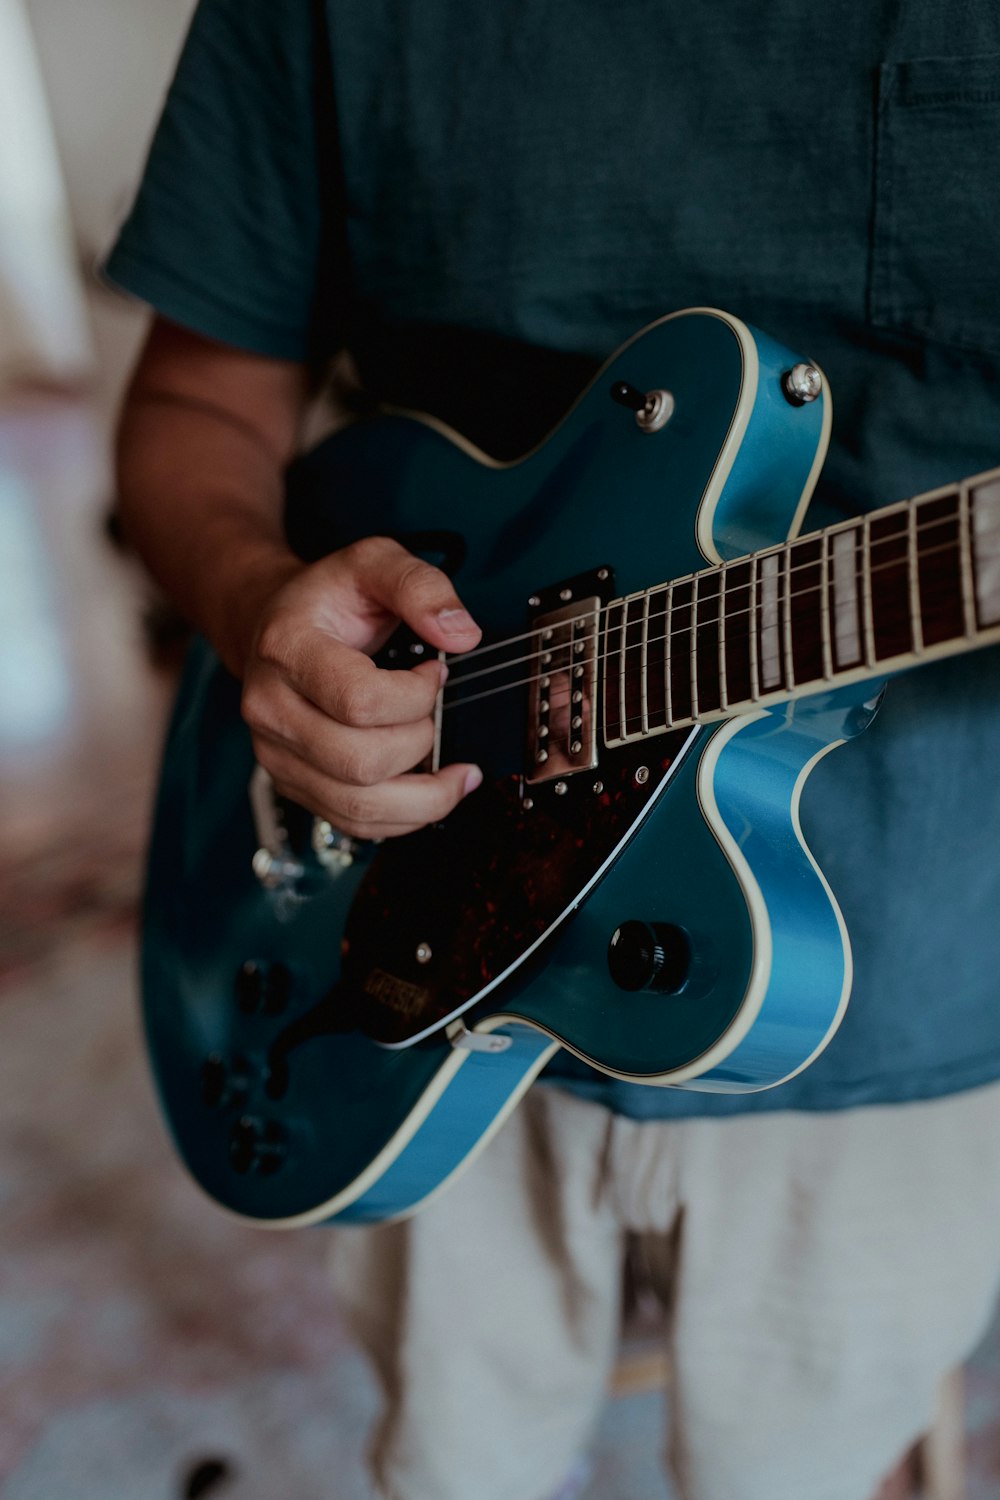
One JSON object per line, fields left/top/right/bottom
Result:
{"left": 115, "top": 321, "right": 311, "bottom": 676}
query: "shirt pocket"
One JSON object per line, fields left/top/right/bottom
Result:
{"left": 870, "top": 53, "right": 1000, "bottom": 357}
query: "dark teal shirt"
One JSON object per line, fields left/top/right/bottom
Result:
{"left": 106, "top": 0, "right": 1000, "bottom": 1117}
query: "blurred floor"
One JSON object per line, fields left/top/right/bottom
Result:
{"left": 0, "top": 280, "right": 998, "bottom": 1500}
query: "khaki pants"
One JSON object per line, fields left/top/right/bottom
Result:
{"left": 329, "top": 1082, "right": 1000, "bottom": 1500}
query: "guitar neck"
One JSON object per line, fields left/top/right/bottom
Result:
{"left": 602, "top": 467, "right": 1000, "bottom": 746}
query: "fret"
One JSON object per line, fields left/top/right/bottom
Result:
{"left": 618, "top": 596, "right": 628, "bottom": 737}
{"left": 958, "top": 486, "right": 977, "bottom": 638}
{"left": 644, "top": 586, "right": 667, "bottom": 730}
{"left": 602, "top": 599, "right": 625, "bottom": 744}
{"left": 719, "top": 559, "right": 752, "bottom": 707}
{"left": 759, "top": 551, "right": 782, "bottom": 690}
{"left": 640, "top": 589, "right": 650, "bottom": 734}
{"left": 820, "top": 531, "right": 833, "bottom": 679}
{"left": 665, "top": 582, "right": 674, "bottom": 727}
{"left": 971, "top": 475, "right": 1000, "bottom": 627}
{"left": 868, "top": 506, "right": 912, "bottom": 661}
{"left": 669, "top": 579, "right": 694, "bottom": 723}
{"left": 694, "top": 570, "right": 723, "bottom": 714}
{"left": 788, "top": 535, "right": 825, "bottom": 687}
{"left": 749, "top": 556, "right": 760, "bottom": 699}
{"left": 907, "top": 501, "right": 923, "bottom": 654}
{"left": 689, "top": 573, "right": 700, "bottom": 718}
{"left": 831, "top": 526, "right": 861, "bottom": 668}
{"left": 861, "top": 516, "right": 876, "bottom": 668}
{"left": 916, "top": 493, "right": 963, "bottom": 648}
{"left": 781, "top": 543, "right": 795, "bottom": 690}
{"left": 718, "top": 564, "right": 728, "bottom": 710}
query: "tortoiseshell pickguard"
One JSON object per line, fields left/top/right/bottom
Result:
{"left": 341, "top": 730, "right": 694, "bottom": 1043}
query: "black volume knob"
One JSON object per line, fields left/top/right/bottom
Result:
{"left": 608, "top": 921, "right": 691, "bottom": 994}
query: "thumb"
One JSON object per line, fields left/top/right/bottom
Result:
{"left": 353, "top": 538, "right": 482, "bottom": 654}
{"left": 434, "top": 760, "right": 484, "bottom": 804}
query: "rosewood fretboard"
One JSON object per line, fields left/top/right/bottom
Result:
{"left": 602, "top": 468, "right": 1000, "bottom": 745}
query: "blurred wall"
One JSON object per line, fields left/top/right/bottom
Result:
{"left": 25, "top": 0, "right": 196, "bottom": 261}
{"left": 0, "top": 0, "right": 91, "bottom": 384}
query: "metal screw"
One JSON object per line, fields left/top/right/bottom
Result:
{"left": 538, "top": 725, "right": 549, "bottom": 738}
{"left": 540, "top": 699, "right": 550, "bottom": 713}
{"left": 543, "top": 652, "right": 553, "bottom": 665}
{"left": 528, "top": 595, "right": 540, "bottom": 607}
{"left": 593, "top": 780, "right": 604, "bottom": 794}
{"left": 571, "top": 740, "right": 582, "bottom": 754}
{"left": 559, "top": 588, "right": 573, "bottom": 601}
{"left": 543, "top": 628, "right": 554, "bottom": 640}
{"left": 523, "top": 797, "right": 534, "bottom": 811}
{"left": 536, "top": 749, "right": 549, "bottom": 763}
{"left": 572, "top": 690, "right": 583, "bottom": 704}
{"left": 635, "top": 765, "right": 650, "bottom": 785}
{"left": 597, "top": 568, "right": 609, "bottom": 581}
{"left": 782, "top": 363, "right": 822, "bottom": 405}
{"left": 572, "top": 715, "right": 582, "bottom": 729}
{"left": 409, "top": 642, "right": 425, "bottom": 655}
{"left": 252, "top": 849, "right": 304, "bottom": 888}
{"left": 574, "top": 666, "right": 584, "bottom": 679}
{"left": 416, "top": 942, "right": 433, "bottom": 964}
{"left": 554, "top": 781, "right": 568, "bottom": 796}
{"left": 541, "top": 676, "right": 550, "bottom": 689}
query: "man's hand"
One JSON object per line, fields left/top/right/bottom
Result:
{"left": 117, "top": 321, "right": 483, "bottom": 838}
{"left": 240, "top": 536, "right": 483, "bottom": 840}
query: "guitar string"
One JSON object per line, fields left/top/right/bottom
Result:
{"left": 437, "top": 502, "right": 962, "bottom": 672}
{"left": 444, "top": 532, "right": 965, "bottom": 714}
{"left": 442, "top": 526, "right": 966, "bottom": 704}
{"left": 441, "top": 534, "right": 965, "bottom": 713}
{"left": 441, "top": 506, "right": 962, "bottom": 690}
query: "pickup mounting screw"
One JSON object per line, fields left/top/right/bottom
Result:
{"left": 416, "top": 942, "right": 432, "bottom": 965}
{"left": 554, "top": 781, "right": 568, "bottom": 796}
{"left": 528, "top": 595, "right": 541, "bottom": 607}
{"left": 635, "top": 765, "right": 650, "bottom": 785}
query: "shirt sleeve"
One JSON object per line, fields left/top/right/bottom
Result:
{"left": 102, "top": 0, "right": 342, "bottom": 361}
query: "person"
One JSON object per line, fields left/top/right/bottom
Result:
{"left": 107, "top": 3, "right": 1000, "bottom": 1498}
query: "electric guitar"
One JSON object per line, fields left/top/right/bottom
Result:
{"left": 142, "top": 308, "right": 1000, "bottom": 1227}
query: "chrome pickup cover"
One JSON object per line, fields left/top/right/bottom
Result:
{"left": 525, "top": 596, "right": 601, "bottom": 784}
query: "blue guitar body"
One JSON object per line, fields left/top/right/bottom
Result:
{"left": 143, "top": 309, "right": 881, "bottom": 1226}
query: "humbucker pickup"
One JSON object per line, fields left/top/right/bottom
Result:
{"left": 525, "top": 596, "right": 601, "bottom": 783}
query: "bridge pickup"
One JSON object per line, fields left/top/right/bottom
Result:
{"left": 525, "top": 596, "right": 601, "bottom": 784}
